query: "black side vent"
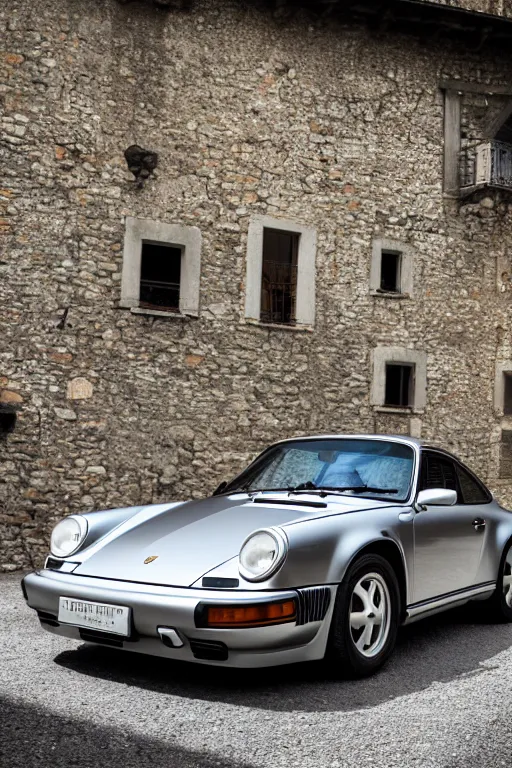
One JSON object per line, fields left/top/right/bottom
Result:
{"left": 189, "top": 639, "right": 228, "bottom": 661}
{"left": 202, "top": 577, "right": 239, "bottom": 589}
{"left": 45, "top": 557, "right": 64, "bottom": 570}
{"left": 296, "top": 587, "right": 332, "bottom": 625}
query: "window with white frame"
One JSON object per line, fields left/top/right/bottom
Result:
{"left": 494, "top": 362, "right": 512, "bottom": 416}
{"left": 371, "top": 347, "right": 427, "bottom": 412}
{"left": 245, "top": 216, "right": 317, "bottom": 327}
{"left": 120, "top": 217, "right": 201, "bottom": 317}
{"left": 370, "top": 238, "right": 413, "bottom": 297}
{"left": 504, "top": 373, "right": 512, "bottom": 415}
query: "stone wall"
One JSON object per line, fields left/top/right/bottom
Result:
{"left": 2, "top": 0, "right": 512, "bottom": 571}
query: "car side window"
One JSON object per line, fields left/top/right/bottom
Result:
{"left": 420, "top": 453, "right": 458, "bottom": 496}
{"left": 456, "top": 464, "right": 491, "bottom": 504}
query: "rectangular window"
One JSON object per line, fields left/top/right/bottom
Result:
{"left": 370, "top": 239, "right": 412, "bottom": 298}
{"left": 380, "top": 251, "right": 401, "bottom": 293}
{"left": 245, "top": 216, "right": 316, "bottom": 327}
{"left": 385, "top": 364, "right": 414, "bottom": 407}
{"left": 504, "top": 373, "right": 512, "bottom": 415}
{"left": 260, "top": 228, "right": 299, "bottom": 325}
{"left": 139, "top": 242, "right": 181, "bottom": 313}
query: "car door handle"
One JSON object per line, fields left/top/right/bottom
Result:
{"left": 472, "top": 518, "right": 486, "bottom": 531}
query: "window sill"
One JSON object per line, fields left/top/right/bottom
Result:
{"left": 243, "top": 319, "right": 314, "bottom": 333}
{"left": 370, "top": 291, "right": 410, "bottom": 300}
{"left": 373, "top": 405, "right": 423, "bottom": 415}
{"left": 130, "top": 307, "right": 192, "bottom": 319}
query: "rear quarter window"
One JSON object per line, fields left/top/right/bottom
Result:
{"left": 456, "top": 464, "right": 491, "bottom": 504}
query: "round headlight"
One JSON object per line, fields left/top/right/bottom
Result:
{"left": 239, "top": 527, "right": 288, "bottom": 582}
{"left": 50, "top": 515, "right": 88, "bottom": 558}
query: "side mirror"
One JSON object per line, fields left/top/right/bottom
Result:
{"left": 415, "top": 488, "right": 457, "bottom": 511}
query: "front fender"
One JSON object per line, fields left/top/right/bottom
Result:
{"left": 187, "top": 507, "right": 411, "bottom": 595}
{"left": 268, "top": 506, "right": 411, "bottom": 592}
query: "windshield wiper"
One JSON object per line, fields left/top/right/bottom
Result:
{"left": 237, "top": 486, "right": 296, "bottom": 494}
{"left": 235, "top": 482, "right": 398, "bottom": 497}
{"left": 339, "top": 486, "right": 398, "bottom": 495}
{"left": 288, "top": 483, "right": 398, "bottom": 497}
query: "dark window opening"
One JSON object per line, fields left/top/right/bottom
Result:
{"left": 500, "top": 430, "right": 512, "bottom": 479}
{"left": 504, "top": 373, "right": 512, "bottom": 415}
{"left": 380, "top": 251, "right": 401, "bottom": 293}
{"left": 495, "top": 112, "right": 512, "bottom": 144}
{"left": 260, "top": 228, "right": 299, "bottom": 325}
{"left": 139, "top": 242, "right": 181, "bottom": 312}
{"left": 385, "top": 364, "right": 414, "bottom": 408}
{"left": 0, "top": 408, "right": 16, "bottom": 436}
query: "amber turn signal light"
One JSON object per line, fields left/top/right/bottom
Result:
{"left": 205, "top": 599, "right": 297, "bottom": 628}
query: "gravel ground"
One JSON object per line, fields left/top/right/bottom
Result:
{"left": 2, "top": 573, "right": 512, "bottom": 768}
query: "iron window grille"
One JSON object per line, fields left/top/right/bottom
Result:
{"left": 260, "top": 261, "right": 298, "bottom": 325}
{"left": 260, "top": 228, "right": 299, "bottom": 325}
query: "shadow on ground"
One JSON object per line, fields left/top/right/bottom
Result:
{"left": 55, "top": 605, "right": 512, "bottom": 713}
{"left": 0, "top": 696, "right": 254, "bottom": 768}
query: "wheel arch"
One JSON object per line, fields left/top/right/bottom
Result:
{"left": 343, "top": 539, "right": 408, "bottom": 621}
{"left": 495, "top": 530, "right": 512, "bottom": 579}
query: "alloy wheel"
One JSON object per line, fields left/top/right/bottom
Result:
{"left": 349, "top": 572, "right": 391, "bottom": 658}
{"left": 503, "top": 549, "right": 512, "bottom": 608}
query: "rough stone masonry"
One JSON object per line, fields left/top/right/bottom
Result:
{"left": 2, "top": 0, "right": 512, "bottom": 570}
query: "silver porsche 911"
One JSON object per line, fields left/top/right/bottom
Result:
{"left": 22, "top": 435, "right": 512, "bottom": 677}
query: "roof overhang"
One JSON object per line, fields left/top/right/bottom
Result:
{"left": 274, "top": 0, "right": 512, "bottom": 47}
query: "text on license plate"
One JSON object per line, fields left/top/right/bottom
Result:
{"left": 58, "top": 597, "right": 130, "bottom": 636}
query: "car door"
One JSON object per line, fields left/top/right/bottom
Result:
{"left": 412, "top": 450, "right": 486, "bottom": 604}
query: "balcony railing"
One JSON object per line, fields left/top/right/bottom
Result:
{"left": 461, "top": 140, "right": 512, "bottom": 191}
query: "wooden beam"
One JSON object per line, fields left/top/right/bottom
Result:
{"left": 440, "top": 80, "right": 512, "bottom": 95}
{"left": 444, "top": 89, "right": 461, "bottom": 196}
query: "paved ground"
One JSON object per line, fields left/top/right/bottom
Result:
{"left": 2, "top": 573, "right": 512, "bottom": 768}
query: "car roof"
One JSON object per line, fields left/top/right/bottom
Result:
{"left": 272, "top": 434, "right": 424, "bottom": 448}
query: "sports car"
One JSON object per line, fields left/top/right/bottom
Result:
{"left": 22, "top": 434, "right": 512, "bottom": 677}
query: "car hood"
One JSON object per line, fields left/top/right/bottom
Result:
{"left": 73, "top": 493, "right": 391, "bottom": 587}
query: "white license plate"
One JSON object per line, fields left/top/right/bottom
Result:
{"left": 58, "top": 597, "right": 131, "bottom": 636}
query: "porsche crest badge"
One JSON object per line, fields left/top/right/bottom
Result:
{"left": 144, "top": 555, "right": 159, "bottom": 565}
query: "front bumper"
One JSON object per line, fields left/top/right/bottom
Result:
{"left": 22, "top": 570, "right": 335, "bottom": 668}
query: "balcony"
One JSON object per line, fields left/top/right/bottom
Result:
{"left": 461, "top": 140, "right": 512, "bottom": 194}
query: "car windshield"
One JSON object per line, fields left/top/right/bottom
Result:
{"left": 225, "top": 438, "right": 415, "bottom": 502}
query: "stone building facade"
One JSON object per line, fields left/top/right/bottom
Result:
{"left": 3, "top": 0, "right": 512, "bottom": 571}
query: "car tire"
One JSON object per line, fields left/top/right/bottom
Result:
{"left": 482, "top": 542, "right": 512, "bottom": 623}
{"left": 325, "top": 553, "right": 400, "bottom": 678}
